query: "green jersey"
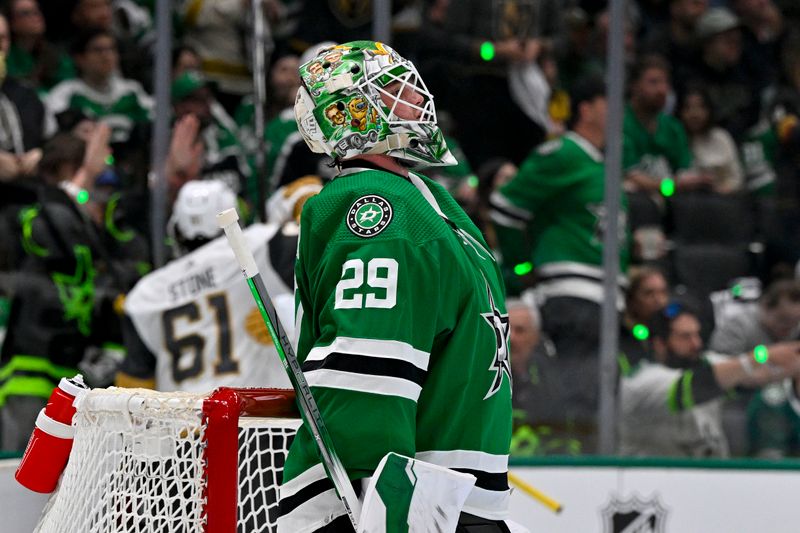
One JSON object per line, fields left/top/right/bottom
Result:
{"left": 427, "top": 136, "right": 478, "bottom": 195}
{"left": 740, "top": 121, "right": 777, "bottom": 195}
{"left": 278, "top": 166, "right": 513, "bottom": 530}
{"left": 490, "top": 132, "right": 629, "bottom": 301}
{"left": 45, "top": 76, "right": 153, "bottom": 144}
{"left": 263, "top": 109, "right": 306, "bottom": 189}
{"left": 235, "top": 102, "right": 330, "bottom": 206}
{"left": 623, "top": 105, "right": 692, "bottom": 180}
{"left": 6, "top": 43, "right": 76, "bottom": 93}
{"left": 199, "top": 104, "right": 250, "bottom": 196}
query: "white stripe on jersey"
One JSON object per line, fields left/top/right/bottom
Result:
{"left": 489, "top": 190, "right": 534, "bottom": 221}
{"left": 280, "top": 463, "right": 328, "bottom": 499}
{"left": 278, "top": 463, "right": 347, "bottom": 533}
{"left": 305, "top": 369, "right": 423, "bottom": 402}
{"left": 293, "top": 297, "right": 304, "bottom": 355}
{"left": 414, "top": 449, "right": 509, "bottom": 473}
{"left": 534, "top": 277, "right": 624, "bottom": 308}
{"left": 462, "top": 486, "right": 512, "bottom": 521}
{"left": 489, "top": 209, "right": 527, "bottom": 230}
{"left": 565, "top": 131, "right": 604, "bottom": 162}
{"left": 407, "top": 172, "right": 448, "bottom": 219}
{"left": 536, "top": 261, "right": 627, "bottom": 286}
{"left": 416, "top": 449, "right": 510, "bottom": 520}
{"left": 306, "top": 337, "right": 430, "bottom": 370}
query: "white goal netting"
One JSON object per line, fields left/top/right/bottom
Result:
{"left": 34, "top": 387, "right": 300, "bottom": 533}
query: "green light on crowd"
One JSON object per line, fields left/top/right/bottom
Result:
{"left": 660, "top": 178, "right": 675, "bottom": 197}
{"left": 480, "top": 41, "right": 495, "bottom": 62}
{"left": 105, "top": 154, "right": 115, "bottom": 166}
{"left": 754, "top": 344, "right": 769, "bottom": 364}
{"left": 514, "top": 262, "right": 533, "bottom": 276}
{"left": 632, "top": 324, "right": 649, "bottom": 341}
{"left": 76, "top": 189, "right": 90, "bottom": 204}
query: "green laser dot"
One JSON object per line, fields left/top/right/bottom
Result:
{"left": 732, "top": 284, "right": 742, "bottom": 297}
{"left": 754, "top": 345, "right": 769, "bottom": 364}
{"left": 514, "top": 261, "right": 533, "bottom": 276}
{"left": 76, "top": 189, "right": 89, "bottom": 204}
{"left": 467, "top": 175, "right": 479, "bottom": 188}
{"left": 632, "top": 324, "right": 649, "bottom": 341}
{"left": 105, "top": 154, "right": 115, "bottom": 165}
{"left": 480, "top": 41, "right": 495, "bottom": 62}
{"left": 660, "top": 178, "right": 675, "bottom": 197}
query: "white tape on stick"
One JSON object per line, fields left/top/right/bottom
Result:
{"left": 216, "top": 208, "right": 259, "bottom": 278}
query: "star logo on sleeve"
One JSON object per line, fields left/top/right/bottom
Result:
{"left": 347, "top": 195, "right": 393, "bottom": 237}
{"left": 481, "top": 283, "right": 511, "bottom": 400}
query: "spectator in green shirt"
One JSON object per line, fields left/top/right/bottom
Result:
{"left": 623, "top": 54, "right": 710, "bottom": 194}
{"left": 3, "top": 0, "right": 75, "bottom": 93}
{"left": 45, "top": 30, "right": 152, "bottom": 145}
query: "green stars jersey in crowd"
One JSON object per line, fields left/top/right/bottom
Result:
{"left": 45, "top": 77, "right": 153, "bottom": 144}
{"left": 234, "top": 103, "right": 307, "bottom": 202}
{"left": 622, "top": 104, "right": 692, "bottom": 181}
{"left": 277, "top": 167, "right": 512, "bottom": 530}
{"left": 491, "top": 132, "right": 630, "bottom": 297}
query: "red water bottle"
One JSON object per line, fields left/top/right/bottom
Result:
{"left": 15, "top": 374, "right": 89, "bottom": 493}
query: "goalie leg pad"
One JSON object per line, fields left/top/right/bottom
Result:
{"left": 357, "top": 452, "right": 476, "bottom": 533}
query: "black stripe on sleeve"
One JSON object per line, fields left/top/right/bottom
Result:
{"left": 488, "top": 200, "right": 530, "bottom": 223}
{"left": 278, "top": 478, "right": 334, "bottom": 517}
{"left": 279, "top": 477, "right": 363, "bottom": 519}
{"left": 301, "top": 352, "right": 427, "bottom": 386}
{"left": 453, "top": 469, "right": 509, "bottom": 492}
{"left": 688, "top": 362, "right": 725, "bottom": 406}
{"left": 0, "top": 369, "right": 59, "bottom": 389}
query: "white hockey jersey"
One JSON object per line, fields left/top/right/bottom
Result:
{"left": 618, "top": 356, "right": 729, "bottom": 458}
{"left": 124, "top": 223, "right": 293, "bottom": 392}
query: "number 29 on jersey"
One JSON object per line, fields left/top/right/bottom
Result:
{"left": 334, "top": 258, "right": 398, "bottom": 309}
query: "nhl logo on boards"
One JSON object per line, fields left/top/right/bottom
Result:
{"left": 601, "top": 495, "right": 667, "bottom": 533}
{"left": 347, "top": 195, "right": 393, "bottom": 237}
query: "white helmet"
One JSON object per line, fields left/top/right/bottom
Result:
{"left": 169, "top": 180, "right": 237, "bottom": 255}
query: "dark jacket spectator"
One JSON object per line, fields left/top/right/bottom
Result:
{"left": 680, "top": 8, "right": 762, "bottom": 141}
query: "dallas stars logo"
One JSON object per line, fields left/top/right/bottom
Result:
{"left": 588, "top": 203, "right": 627, "bottom": 247}
{"left": 359, "top": 205, "right": 381, "bottom": 224}
{"left": 481, "top": 283, "right": 511, "bottom": 400}
{"left": 347, "top": 195, "right": 393, "bottom": 237}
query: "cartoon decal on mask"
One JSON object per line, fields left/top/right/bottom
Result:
{"left": 347, "top": 97, "right": 378, "bottom": 131}
{"left": 325, "top": 102, "right": 347, "bottom": 126}
{"left": 295, "top": 40, "right": 457, "bottom": 167}
{"left": 334, "top": 130, "right": 378, "bottom": 157}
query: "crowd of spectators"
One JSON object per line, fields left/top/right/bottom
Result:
{"left": 3, "top": 0, "right": 800, "bottom": 459}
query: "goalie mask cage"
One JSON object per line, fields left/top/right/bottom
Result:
{"left": 33, "top": 387, "right": 301, "bottom": 533}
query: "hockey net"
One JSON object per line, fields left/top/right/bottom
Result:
{"left": 34, "top": 387, "right": 301, "bottom": 533}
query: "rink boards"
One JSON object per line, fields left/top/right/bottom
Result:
{"left": 3, "top": 455, "right": 800, "bottom": 532}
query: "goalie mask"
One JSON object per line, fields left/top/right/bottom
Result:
{"left": 294, "top": 40, "right": 456, "bottom": 168}
{"left": 168, "top": 179, "right": 237, "bottom": 256}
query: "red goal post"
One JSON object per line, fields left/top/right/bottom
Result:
{"left": 34, "top": 387, "right": 300, "bottom": 533}
{"left": 204, "top": 388, "right": 298, "bottom": 532}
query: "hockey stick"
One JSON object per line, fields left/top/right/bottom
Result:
{"left": 507, "top": 471, "right": 563, "bottom": 514}
{"left": 216, "top": 208, "right": 362, "bottom": 529}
